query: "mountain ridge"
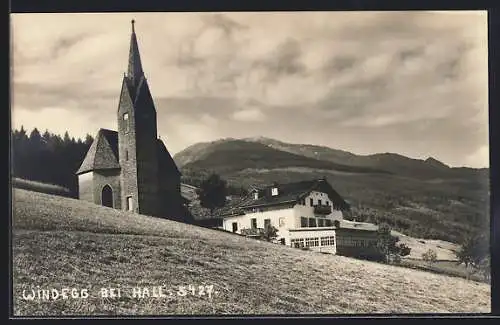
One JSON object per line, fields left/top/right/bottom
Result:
{"left": 174, "top": 137, "right": 487, "bottom": 177}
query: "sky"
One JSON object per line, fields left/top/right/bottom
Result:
{"left": 10, "top": 11, "right": 489, "bottom": 168}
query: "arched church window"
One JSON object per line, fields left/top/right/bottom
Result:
{"left": 101, "top": 185, "right": 113, "bottom": 208}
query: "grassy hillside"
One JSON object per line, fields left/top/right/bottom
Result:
{"left": 174, "top": 138, "right": 489, "bottom": 244}
{"left": 12, "top": 189, "right": 490, "bottom": 315}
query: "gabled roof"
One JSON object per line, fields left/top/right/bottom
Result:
{"left": 76, "top": 129, "right": 120, "bottom": 175}
{"left": 238, "top": 178, "right": 350, "bottom": 211}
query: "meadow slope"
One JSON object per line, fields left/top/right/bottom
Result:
{"left": 12, "top": 189, "right": 490, "bottom": 316}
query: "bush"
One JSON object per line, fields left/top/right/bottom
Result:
{"left": 398, "top": 243, "right": 411, "bottom": 257}
{"left": 422, "top": 249, "right": 437, "bottom": 266}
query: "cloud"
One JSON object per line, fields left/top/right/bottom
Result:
{"left": 160, "top": 113, "right": 220, "bottom": 154}
{"left": 252, "top": 38, "right": 307, "bottom": 82}
{"left": 232, "top": 108, "right": 266, "bottom": 122}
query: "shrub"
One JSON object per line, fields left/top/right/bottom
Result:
{"left": 422, "top": 249, "right": 437, "bottom": 266}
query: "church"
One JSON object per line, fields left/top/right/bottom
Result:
{"left": 76, "top": 20, "right": 184, "bottom": 221}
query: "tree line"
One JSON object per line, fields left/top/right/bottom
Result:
{"left": 11, "top": 126, "right": 93, "bottom": 198}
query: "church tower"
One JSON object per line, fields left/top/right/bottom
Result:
{"left": 117, "top": 20, "right": 161, "bottom": 216}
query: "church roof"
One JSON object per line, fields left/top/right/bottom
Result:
{"left": 127, "top": 19, "right": 144, "bottom": 90}
{"left": 76, "top": 129, "right": 180, "bottom": 177}
{"left": 120, "top": 20, "right": 156, "bottom": 115}
{"left": 157, "top": 138, "right": 181, "bottom": 176}
{"left": 76, "top": 128, "right": 120, "bottom": 175}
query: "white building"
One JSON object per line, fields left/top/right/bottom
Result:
{"left": 222, "top": 178, "right": 353, "bottom": 254}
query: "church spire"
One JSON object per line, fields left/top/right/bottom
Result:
{"left": 127, "top": 19, "right": 144, "bottom": 87}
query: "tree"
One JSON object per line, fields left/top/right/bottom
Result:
{"left": 376, "top": 223, "right": 397, "bottom": 263}
{"left": 84, "top": 134, "right": 94, "bottom": 146}
{"left": 422, "top": 249, "right": 437, "bottom": 266}
{"left": 196, "top": 173, "right": 228, "bottom": 216}
{"left": 375, "top": 223, "right": 411, "bottom": 264}
{"left": 29, "top": 127, "right": 41, "bottom": 143}
{"left": 455, "top": 232, "right": 489, "bottom": 269}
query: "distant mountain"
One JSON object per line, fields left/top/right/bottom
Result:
{"left": 177, "top": 139, "right": 391, "bottom": 175}
{"left": 240, "top": 137, "right": 481, "bottom": 180}
{"left": 174, "top": 137, "right": 489, "bottom": 244}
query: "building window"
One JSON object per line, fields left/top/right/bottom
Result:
{"left": 253, "top": 192, "right": 259, "bottom": 200}
{"left": 123, "top": 113, "right": 129, "bottom": 132}
{"left": 251, "top": 218, "right": 257, "bottom": 229}
{"left": 318, "top": 199, "right": 322, "bottom": 206}
{"left": 126, "top": 196, "right": 133, "bottom": 211}
{"left": 279, "top": 217, "right": 285, "bottom": 227}
{"left": 291, "top": 238, "right": 304, "bottom": 248}
{"left": 305, "top": 237, "right": 320, "bottom": 247}
{"left": 325, "top": 219, "right": 332, "bottom": 227}
{"left": 300, "top": 217, "right": 308, "bottom": 228}
{"left": 308, "top": 218, "right": 317, "bottom": 227}
{"left": 232, "top": 222, "right": 238, "bottom": 233}
{"left": 271, "top": 187, "right": 279, "bottom": 196}
{"left": 320, "top": 236, "right": 335, "bottom": 246}
{"left": 326, "top": 201, "right": 330, "bottom": 206}
{"left": 264, "top": 219, "right": 271, "bottom": 228}
{"left": 125, "top": 150, "right": 129, "bottom": 161}
{"left": 309, "top": 198, "right": 314, "bottom": 206}
{"left": 318, "top": 219, "right": 324, "bottom": 227}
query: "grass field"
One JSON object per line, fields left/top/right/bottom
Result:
{"left": 12, "top": 178, "right": 72, "bottom": 197}
{"left": 400, "top": 259, "right": 489, "bottom": 283}
{"left": 12, "top": 189, "right": 491, "bottom": 316}
{"left": 392, "top": 230, "right": 460, "bottom": 261}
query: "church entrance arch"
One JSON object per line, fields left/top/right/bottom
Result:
{"left": 101, "top": 185, "right": 113, "bottom": 208}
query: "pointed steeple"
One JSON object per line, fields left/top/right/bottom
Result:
{"left": 127, "top": 19, "right": 144, "bottom": 88}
